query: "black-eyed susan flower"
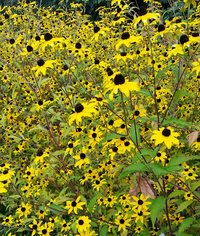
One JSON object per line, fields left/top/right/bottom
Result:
{"left": 76, "top": 216, "right": 91, "bottom": 233}
{"left": 16, "top": 202, "right": 32, "bottom": 218}
{"left": 104, "top": 72, "right": 140, "bottom": 100}
{"left": 184, "top": 191, "right": 194, "bottom": 201}
{"left": 60, "top": 220, "right": 71, "bottom": 232}
{"left": 192, "top": 59, "right": 200, "bottom": 75}
{"left": 38, "top": 222, "right": 53, "bottom": 236}
{"left": 133, "top": 7, "right": 160, "bottom": 28}
{"left": 29, "top": 219, "right": 42, "bottom": 236}
{"left": 64, "top": 196, "right": 85, "bottom": 214}
{"left": 104, "top": 195, "right": 117, "bottom": 207}
{"left": 0, "top": 169, "right": 15, "bottom": 181}
{"left": 73, "top": 147, "right": 90, "bottom": 168}
{"left": 151, "top": 127, "right": 179, "bottom": 149}
{"left": 131, "top": 193, "right": 152, "bottom": 211}
{"left": 32, "top": 59, "right": 56, "bottom": 77}
{"left": 92, "top": 178, "right": 106, "bottom": 191}
{"left": 36, "top": 208, "right": 48, "bottom": 219}
{"left": 115, "top": 214, "right": 131, "bottom": 231}
{"left": 172, "top": 213, "right": 184, "bottom": 225}
{"left": 132, "top": 209, "right": 151, "bottom": 223}
{"left": 115, "top": 32, "right": 143, "bottom": 51}
{"left": 2, "top": 215, "right": 13, "bottom": 226}
{"left": 0, "top": 182, "right": 7, "bottom": 193}
{"left": 68, "top": 102, "right": 97, "bottom": 125}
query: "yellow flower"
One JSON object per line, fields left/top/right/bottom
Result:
{"left": 64, "top": 196, "right": 85, "bottom": 214}
{"left": 131, "top": 193, "right": 152, "bottom": 211}
{"left": 32, "top": 59, "right": 56, "bottom": 77}
{"left": 104, "top": 72, "right": 140, "bottom": 100}
{"left": 115, "top": 32, "right": 143, "bottom": 51}
{"left": 68, "top": 102, "right": 97, "bottom": 126}
{"left": 76, "top": 216, "right": 91, "bottom": 233}
{"left": 192, "top": 59, "right": 200, "bottom": 75}
{"left": 16, "top": 202, "right": 32, "bottom": 218}
{"left": 151, "top": 127, "right": 179, "bottom": 149}
{"left": 115, "top": 214, "right": 131, "bottom": 231}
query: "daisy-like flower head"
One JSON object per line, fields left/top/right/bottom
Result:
{"left": 68, "top": 102, "right": 97, "bottom": 126}
{"left": 64, "top": 196, "right": 85, "bottom": 214}
{"left": 151, "top": 126, "right": 179, "bottom": 149}
{"left": 131, "top": 193, "right": 152, "bottom": 211}
{"left": 104, "top": 72, "right": 140, "bottom": 100}
{"left": 76, "top": 216, "right": 91, "bottom": 233}
{"left": 115, "top": 214, "right": 131, "bottom": 231}
{"left": 115, "top": 32, "right": 143, "bottom": 51}
{"left": 31, "top": 59, "right": 56, "bottom": 77}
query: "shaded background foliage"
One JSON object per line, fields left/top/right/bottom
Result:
{"left": 0, "top": 0, "right": 178, "bottom": 21}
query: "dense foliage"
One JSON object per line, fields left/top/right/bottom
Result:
{"left": 0, "top": 0, "right": 200, "bottom": 236}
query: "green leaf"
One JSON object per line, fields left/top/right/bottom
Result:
{"left": 58, "top": 187, "right": 69, "bottom": 197}
{"left": 52, "top": 150, "right": 65, "bottom": 157}
{"left": 149, "top": 163, "right": 169, "bottom": 176}
{"left": 123, "top": 163, "right": 149, "bottom": 173}
{"left": 171, "top": 66, "right": 179, "bottom": 81}
{"left": 178, "top": 217, "right": 194, "bottom": 234}
{"left": 162, "top": 118, "right": 191, "bottom": 127}
{"left": 109, "top": 165, "right": 125, "bottom": 174}
{"left": 139, "top": 89, "right": 152, "bottom": 97}
{"left": 149, "top": 196, "right": 165, "bottom": 228}
{"left": 0, "top": 213, "right": 5, "bottom": 218}
{"left": 155, "top": 68, "right": 169, "bottom": 83}
{"left": 130, "top": 123, "right": 140, "bottom": 147}
{"left": 100, "top": 225, "right": 108, "bottom": 236}
{"left": 167, "top": 155, "right": 200, "bottom": 167}
{"left": 175, "top": 90, "right": 183, "bottom": 103}
{"left": 119, "top": 170, "right": 133, "bottom": 181}
{"left": 48, "top": 204, "right": 64, "bottom": 213}
{"left": 168, "top": 190, "right": 185, "bottom": 199}
{"left": 88, "top": 192, "right": 101, "bottom": 214}
{"left": 191, "top": 180, "right": 200, "bottom": 191}
{"left": 28, "top": 124, "right": 48, "bottom": 133}
{"left": 132, "top": 174, "right": 137, "bottom": 187}
{"left": 99, "top": 133, "right": 124, "bottom": 146}
{"left": 175, "top": 200, "right": 193, "bottom": 214}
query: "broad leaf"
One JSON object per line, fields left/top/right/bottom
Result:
{"left": 130, "top": 123, "right": 140, "bottom": 147}
{"left": 88, "top": 192, "right": 101, "bottom": 214}
{"left": 178, "top": 217, "right": 194, "bottom": 234}
{"left": 175, "top": 200, "right": 193, "bottom": 214}
{"left": 149, "top": 196, "right": 165, "bottom": 228}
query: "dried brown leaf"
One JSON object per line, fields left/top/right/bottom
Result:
{"left": 128, "top": 174, "right": 155, "bottom": 202}
{"left": 186, "top": 131, "right": 199, "bottom": 147}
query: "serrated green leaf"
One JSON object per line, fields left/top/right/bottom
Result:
{"left": 149, "top": 196, "right": 165, "bottom": 228}
{"left": 99, "top": 133, "right": 124, "bottom": 146}
{"left": 100, "top": 225, "right": 108, "bottom": 236}
{"left": 88, "top": 192, "right": 101, "bottom": 214}
{"left": 191, "top": 180, "right": 200, "bottom": 191}
{"left": 109, "top": 165, "right": 125, "bottom": 174}
{"left": 52, "top": 150, "right": 65, "bottom": 157}
{"left": 155, "top": 68, "right": 169, "bottom": 83}
{"left": 178, "top": 217, "right": 194, "bottom": 234}
{"left": 48, "top": 204, "right": 64, "bottom": 213}
{"left": 175, "top": 90, "right": 183, "bottom": 103}
{"left": 167, "top": 155, "right": 200, "bottom": 167}
{"left": 130, "top": 123, "right": 140, "bottom": 147}
{"left": 149, "top": 162, "right": 169, "bottom": 176}
{"left": 132, "top": 174, "right": 137, "bottom": 187}
{"left": 168, "top": 190, "right": 185, "bottom": 199}
{"left": 119, "top": 170, "right": 133, "bottom": 181}
{"left": 139, "top": 89, "right": 152, "bottom": 97}
{"left": 175, "top": 200, "right": 193, "bottom": 214}
{"left": 123, "top": 163, "right": 149, "bottom": 173}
